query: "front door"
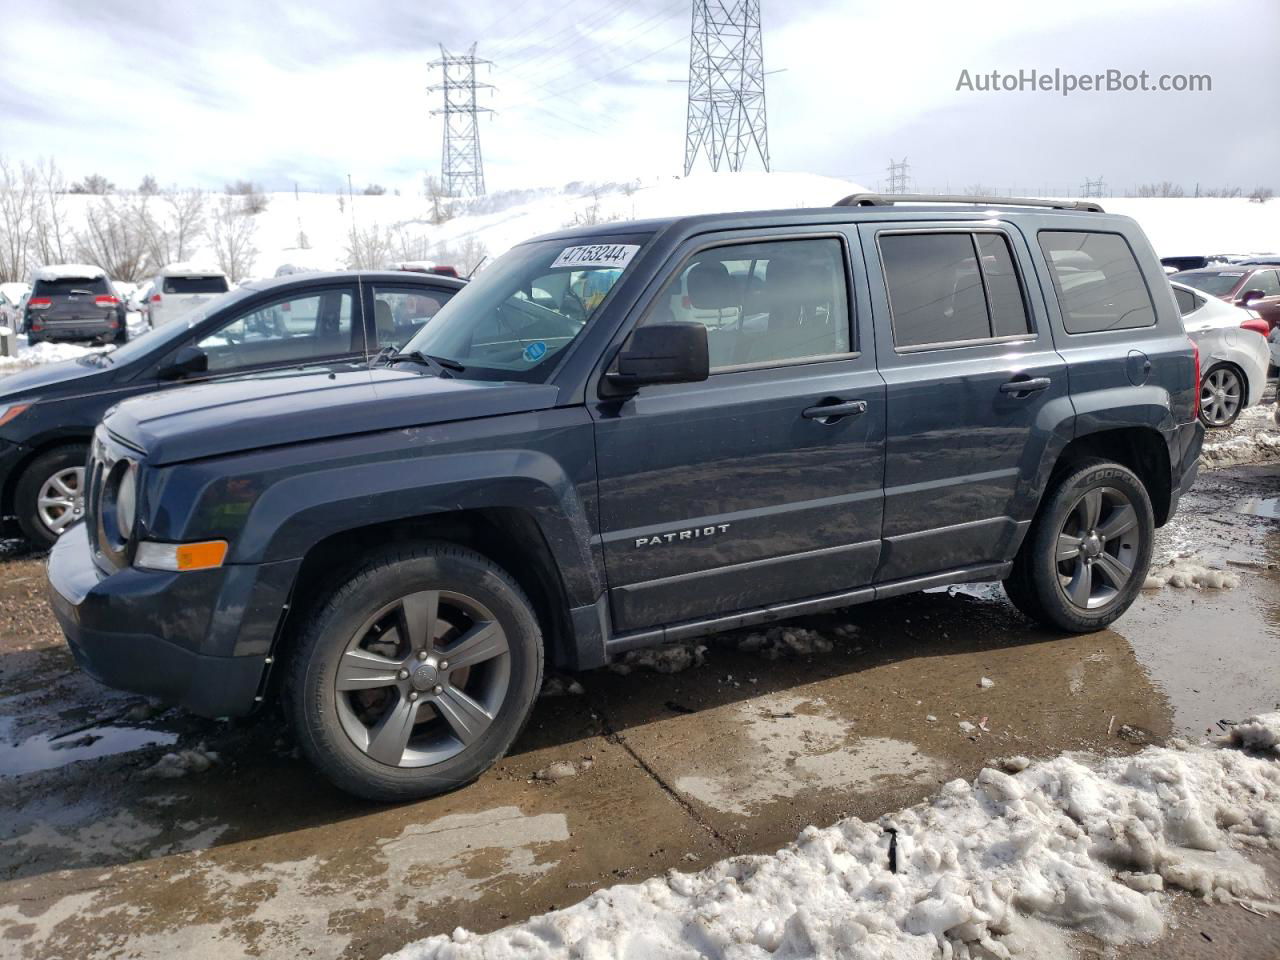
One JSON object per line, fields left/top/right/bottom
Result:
{"left": 859, "top": 223, "right": 1070, "bottom": 583}
{"left": 590, "top": 231, "right": 886, "bottom": 634}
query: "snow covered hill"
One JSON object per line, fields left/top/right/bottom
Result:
{"left": 35, "top": 173, "right": 1280, "bottom": 283}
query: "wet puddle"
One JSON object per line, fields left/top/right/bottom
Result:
{"left": 0, "top": 725, "right": 178, "bottom": 777}
{"left": 1236, "top": 497, "right": 1280, "bottom": 519}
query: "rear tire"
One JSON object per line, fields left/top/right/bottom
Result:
{"left": 285, "top": 542, "right": 543, "bottom": 802}
{"left": 15, "top": 444, "right": 88, "bottom": 550}
{"left": 1199, "top": 364, "right": 1244, "bottom": 428}
{"left": 1004, "top": 458, "right": 1153, "bottom": 633}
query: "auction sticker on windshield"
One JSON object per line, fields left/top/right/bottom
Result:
{"left": 551, "top": 244, "right": 639, "bottom": 270}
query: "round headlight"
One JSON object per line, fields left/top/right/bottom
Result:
{"left": 102, "top": 459, "right": 138, "bottom": 546}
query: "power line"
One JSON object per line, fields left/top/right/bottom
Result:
{"left": 886, "top": 157, "right": 911, "bottom": 194}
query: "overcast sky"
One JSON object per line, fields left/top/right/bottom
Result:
{"left": 1, "top": 0, "right": 1276, "bottom": 195}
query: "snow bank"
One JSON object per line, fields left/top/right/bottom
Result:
{"left": 0, "top": 339, "right": 106, "bottom": 369}
{"left": 1200, "top": 404, "right": 1280, "bottom": 468}
{"left": 390, "top": 718, "right": 1280, "bottom": 960}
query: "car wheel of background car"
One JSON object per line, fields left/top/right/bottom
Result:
{"left": 15, "top": 444, "right": 89, "bottom": 549}
{"left": 1199, "top": 364, "right": 1244, "bottom": 428}
{"left": 1004, "top": 457, "right": 1153, "bottom": 633}
{"left": 285, "top": 542, "right": 543, "bottom": 802}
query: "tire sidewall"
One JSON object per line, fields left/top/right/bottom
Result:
{"left": 289, "top": 546, "right": 543, "bottom": 801}
{"left": 1029, "top": 461, "right": 1154, "bottom": 632}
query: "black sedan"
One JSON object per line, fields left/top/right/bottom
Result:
{"left": 0, "top": 270, "right": 463, "bottom": 547}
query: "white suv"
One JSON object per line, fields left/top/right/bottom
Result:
{"left": 148, "top": 264, "right": 230, "bottom": 327}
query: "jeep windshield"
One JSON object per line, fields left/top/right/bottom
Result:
{"left": 398, "top": 235, "right": 649, "bottom": 381}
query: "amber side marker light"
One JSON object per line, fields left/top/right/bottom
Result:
{"left": 135, "top": 540, "right": 228, "bottom": 572}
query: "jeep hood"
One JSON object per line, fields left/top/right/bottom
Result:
{"left": 105, "top": 366, "right": 560, "bottom": 465}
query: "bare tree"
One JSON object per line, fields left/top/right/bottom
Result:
{"left": 563, "top": 188, "right": 617, "bottom": 228}
{"left": 429, "top": 236, "right": 488, "bottom": 277}
{"left": 33, "top": 158, "right": 72, "bottom": 265}
{"left": 76, "top": 196, "right": 152, "bottom": 281}
{"left": 138, "top": 174, "right": 161, "bottom": 195}
{"left": 423, "top": 175, "right": 455, "bottom": 225}
{"left": 1135, "top": 181, "right": 1185, "bottom": 198}
{"left": 1249, "top": 186, "right": 1273, "bottom": 204}
{"left": 70, "top": 173, "right": 116, "bottom": 195}
{"left": 344, "top": 222, "right": 393, "bottom": 270}
{"left": 388, "top": 223, "right": 432, "bottom": 262}
{"left": 0, "top": 156, "right": 40, "bottom": 282}
{"left": 211, "top": 196, "right": 258, "bottom": 282}
{"left": 1199, "top": 185, "right": 1242, "bottom": 198}
{"left": 225, "top": 179, "right": 269, "bottom": 215}
{"left": 363, "top": 184, "right": 387, "bottom": 196}
{"left": 141, "top": 188, "right": 208, "bottom": 266}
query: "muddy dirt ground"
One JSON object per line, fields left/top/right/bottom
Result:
{"left": 0, "top": 460, "right": 1277, "bottom": 959}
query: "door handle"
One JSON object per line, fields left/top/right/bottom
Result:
{"left": 999, "top": 376, "right": 1051, "bottom": 395}
{"left": 802, "top": 399, "right": 868, "bottom": 421}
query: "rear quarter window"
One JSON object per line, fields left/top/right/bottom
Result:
{"left": 163, "top": 276, "right": 229, "bottom": 295}
{"left": 1039, "top": 231, "right": 1156, "bottom": 334}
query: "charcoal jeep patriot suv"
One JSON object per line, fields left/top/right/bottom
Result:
{"left": 48, "top": 195, "right": 1204, "bottom": 801}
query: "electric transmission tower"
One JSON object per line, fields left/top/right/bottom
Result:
{"left": 1080, "top": 175, "right": 1107, "bottom": 199}
{"left": 683, "top": 1, "right": 770, "bottom": 176}
{"left": 886, "top": 157, "right": 911, "bottom": 194}
{"left": 429, "top": 44, "right": 493, "bottom": 198}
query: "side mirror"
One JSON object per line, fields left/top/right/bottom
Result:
{"left": 1240, "top": 289, "right": 1265, "bottom": 305}
{"left": 158, "top": 345, "right": 208, "bottom": 380}
{"left": 605, "top": 322, "right": 709, "bottom": 394}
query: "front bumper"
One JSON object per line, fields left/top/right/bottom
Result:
{"left": 47, "top": 523, "right": 299, "bottom": 717}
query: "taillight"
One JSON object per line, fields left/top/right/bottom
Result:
{"left": 1189, "top": 339, "right": 1201, "bottom": 420}
{"left": 1241, "top": 318, "right": 1269, "bottom": 337}
{"left": 150, "top": 293, "right": 162, "bottom": 303}
{"left": 27, "top": 297, "right": 51, "bottom": 310}
{"left": 95, "top": 295, "right": 120, "bottom": 307}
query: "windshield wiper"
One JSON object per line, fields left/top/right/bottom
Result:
{"left": 385, "top": 349, "right": 465, "bottom": 377}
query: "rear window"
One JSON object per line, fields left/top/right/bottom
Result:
{"left": 163, "top": 276, "right": 229, "bottom": 295}
{"left": 880, "top": 231, "right": 1031, "bottom": 348}
{"left": 32, "top": 276, "right": 110, "bottom": 297}
{"left": 1172, "top": 271, "right": 1243, "bottom": 298}
{"left": 1172, "top": 286, "right": 1202, "bottom": 315}
{"left": 1039, "top": 232, "right": 1156, "bottom": 334}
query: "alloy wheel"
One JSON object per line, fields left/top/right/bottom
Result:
{"left": 1200, "top": 368, "right": 1242, "bottom": 427}
{"left": 334, "top": 589, "right": 511, "bottom": 768}
{"left": 37, "top": 467, "right": 85, "bottom": 536}
{"left": 1055, "top": 486, "right": 1140, "bottom": 610}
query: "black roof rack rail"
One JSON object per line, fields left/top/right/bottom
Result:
{"left": 834, "top": 193, "right": 1105, "bottom": 213}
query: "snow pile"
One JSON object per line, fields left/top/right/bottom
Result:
{"left": 1142, "top": 559, "right": 1239, "bottom": 590}
{"left": 142, "top": 743, "right": 219, "bottom": 779}
{"left": 1221, "top": 713, "right": 1280, "bottom": 756}
{"left": 1199, "top": 405, "right": 1280, "bottom": 468}
{"left": 614, "top": 642, "right": 707, "bottom": 674}
{"left": 390, "top": 717, "right": 1280, "bottom": 960}
{"left": 729, "top": 626, "right": 835, "bottom": 660}
{"left": 0, "top": 338, "right": 106, "bottom": 368}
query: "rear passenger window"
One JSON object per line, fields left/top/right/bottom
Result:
{"left": 1038, "top": 231, "right": 1156, "bottom": 334}
{"left": 647, "top": 237, "right": 851, "bottom": 370}
{"left": 880, "top": 232, "right": 1030, "bottom": 348}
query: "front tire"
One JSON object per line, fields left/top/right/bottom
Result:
{"left": 1004, "top": 458, "right": 1153, "bottom": 633}
{"left": 285, "top": 543, "right": 543, "bottom": 802}
{"left": 15, "top": 444, "right": 88, "bottom": 549}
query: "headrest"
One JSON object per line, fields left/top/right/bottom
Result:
{"left": 687, "top": 261, "right": 737, "bottom": 310}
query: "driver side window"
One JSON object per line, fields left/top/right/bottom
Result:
{"left": 196, "top": 288, "right": 360, "bottom": 372}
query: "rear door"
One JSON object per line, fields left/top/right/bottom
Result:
{"left": 1241, "top": 268, "right": 1280, "bottom": 331}
{"left": 590, "top": 229, "right": 887, "bottom": 634}
{"left": 859, "top": 222, "right": 1069, "bottom": 585}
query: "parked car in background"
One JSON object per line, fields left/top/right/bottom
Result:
{"left": 0, "top": 282, "right": 30, "bottom": 330}
{"left": 387, "top": 260, "right": 461, "bottom": 278}
{"left": 23, "top": 265, "right": 127, "bottom": 345}
{"left": 0, "top": 270, "right": 462, "bottom": 547}
{"left": 1172, "top": 264, "right": 1280, "bottom": 332}
{"left": 1171, "top": 280, "right": 1271, "bottom": 428}
{"left": 1160, "top": 254, "right": 1234, "bottom": 273}
{"left": 147, "top": 264, "right": 230, "bottom": 327}
{"left": 46, "top": 195, "right": 1203, "bottom": 800}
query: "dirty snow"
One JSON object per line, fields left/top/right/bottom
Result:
{"left": 0, "top": 337, "right": 108, "bottom": 368}
{"left": 1199, "top": 404, "right": 1280, "bottom": 468}
{"left": 142, "top": 743, "right": 219, "bottom": 779}
{"left": 1142, "top": 558, "right": 1240, "bottom": 590}
{"left": 617, "top": 642, "right": 707, "bottom": 674}
{"left": 1221, "top": 712, "right": 1280, "bottom": 756}
{"left": 392, "top": 716, "right": 1280, "bottom": 960}
{"left": 539, "top": 676, "right": 585, "bottom": 697}
{"left": 728, "top": 625, "right": 835, "bottom": 659}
